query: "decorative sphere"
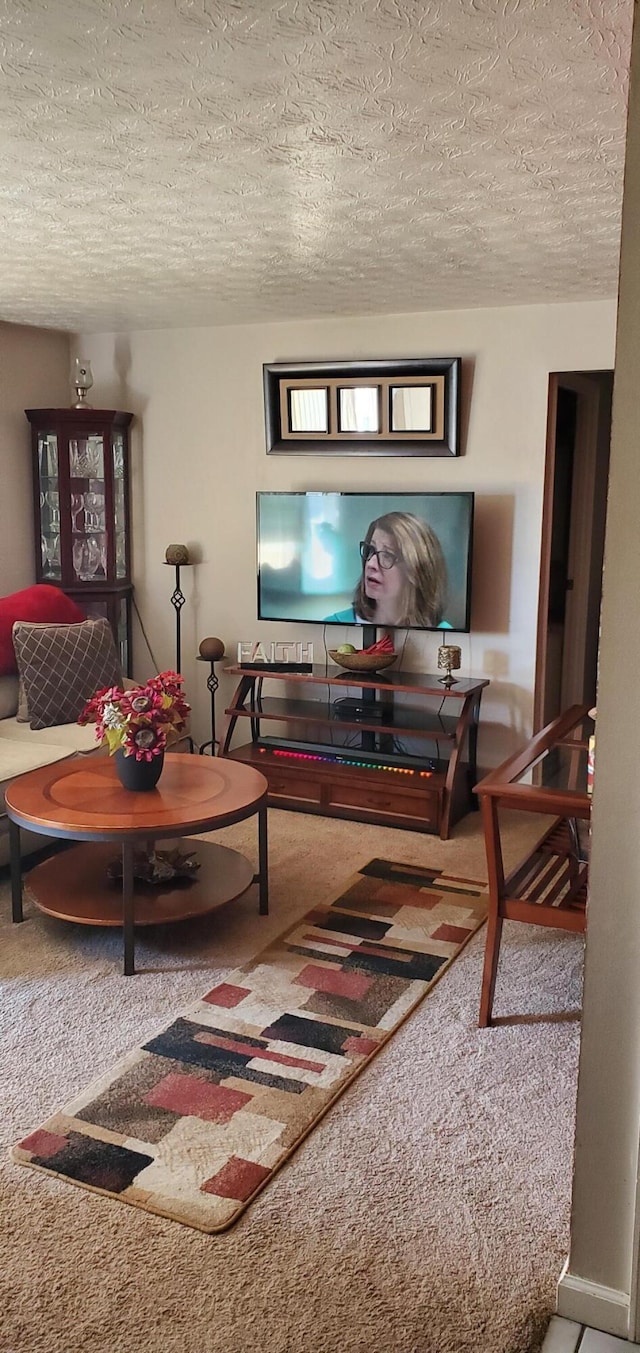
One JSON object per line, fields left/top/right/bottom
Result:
{"left": 199, "top": 636, "right": 225, "bottom": 661}
{"left": 165, "top": 543, "right": 190, "bottom": 565}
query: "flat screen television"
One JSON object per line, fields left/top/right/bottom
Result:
{"left": 257, "top": 491, "right": 474, "bottom": 633}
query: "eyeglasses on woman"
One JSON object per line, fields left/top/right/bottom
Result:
{"left": 359, "top": 541, "right": 399, "bottom": 570}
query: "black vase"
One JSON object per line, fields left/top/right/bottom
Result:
{"left": 114, "top": 748, "right": 164, "bottom": 792}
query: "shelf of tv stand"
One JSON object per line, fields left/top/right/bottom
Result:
{"left": 220, "top": 665, "right": 489, "bottom": 840}
{"left": 220, "top": 695, "right": 463, "bottom": 741}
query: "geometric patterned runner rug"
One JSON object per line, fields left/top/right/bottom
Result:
{"left": 11, "top": 858, "right": 488, "bottom": 1233}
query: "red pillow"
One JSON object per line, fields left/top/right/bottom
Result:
{"left": 0, "top": 585, "right": 85, "bottom": 675}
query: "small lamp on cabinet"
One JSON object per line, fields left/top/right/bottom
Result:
{"left": 71, "top": 358, "right": 94, "bottom": 409}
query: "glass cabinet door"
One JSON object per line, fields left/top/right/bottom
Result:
{"left": 112, "top": 431, "right": 127, "bottom": 579}
{"left": 37, "top": 431, "right": 61, "bottom": 580}
{"left": 68, "top": 432, "right": 108, "bottom": 584}
{"left": 26, "top": 408, "right": 133, "bottom": 672}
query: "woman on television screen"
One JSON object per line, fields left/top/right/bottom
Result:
{"left": 324, "top": 511, "right": 451, "bottom": 629}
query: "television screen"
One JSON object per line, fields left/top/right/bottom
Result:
{"left": 257, "top": 491, "right": 474, "bottom": 632}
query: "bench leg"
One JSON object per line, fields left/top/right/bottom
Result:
{"left": 479, "top": 908, "right": 503, "bottom": 1028}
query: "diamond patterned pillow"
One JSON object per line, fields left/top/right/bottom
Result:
{"left": 12, "top": 618, "right": 122, "bottom": 730}
{"left": 16, "top": 676, "right": 29, "bottom": 721}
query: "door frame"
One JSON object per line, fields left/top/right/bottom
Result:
{"left": 533, "top": 376, "right": 559, "bottom": 732}
{"left": 534, "top": 371, "right": 610, "bottom": 731}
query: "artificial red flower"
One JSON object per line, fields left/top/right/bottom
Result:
{"left": 78, "top": 670, "right": 190, "bottom": 761}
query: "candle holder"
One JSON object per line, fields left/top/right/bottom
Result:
{"left": 164, "top": 545, "right": 192, "bottom": 675}
{"left": 197, "top": 637, "right": 226, "bottom": 754}
{"left": 437, "top": 643, "right": 462, "bottom": 687}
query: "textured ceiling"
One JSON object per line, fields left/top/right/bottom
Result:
{"left": 0, "top": 0, "right": 633, "bottom": 332}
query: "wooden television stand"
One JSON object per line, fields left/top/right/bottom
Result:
{"left": 220, "top": 665, "right": 489, "bottom": 840}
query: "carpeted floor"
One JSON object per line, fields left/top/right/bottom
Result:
{"left": 12, "top": 858, "right": 490, "bottom": 1232}
{"left": 0, "top": 807, "right": 583, "bottom": 1353}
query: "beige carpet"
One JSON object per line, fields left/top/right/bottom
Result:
{"left": 0, "top": 808, "right": 583, "bottom": 1353}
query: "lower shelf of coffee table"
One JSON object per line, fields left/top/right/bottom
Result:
{"left": 25, "top": 839, "right": 255, "bottom": 927}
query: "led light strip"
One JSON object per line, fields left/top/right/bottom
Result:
{"left": 259, "top": 747, "right": 433, "bottom": 777}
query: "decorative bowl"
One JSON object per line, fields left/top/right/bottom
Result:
{"left": 328, "top": 650, "right": 397, "bottom": 672}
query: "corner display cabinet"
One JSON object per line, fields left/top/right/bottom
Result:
{"left": 26, "top": 408, "right": 134, "bottom": 673}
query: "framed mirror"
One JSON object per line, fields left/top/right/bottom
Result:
{"left": 288, "top": 387, "right": 329, "bottom": 434}
{"left": 338, "top": 386, "right": 379, "bottom": 433}
{"left": 391, "top": 385, "right": 433, "bottom": 432}
{"left": 264, "top": 358, "right": 461, "bottom": 456}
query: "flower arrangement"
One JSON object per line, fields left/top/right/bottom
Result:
{"left": 79, "top": 670, "right": 190, "bottom": 761}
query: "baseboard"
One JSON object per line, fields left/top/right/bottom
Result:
{"left": 557, "top": 1259, "right": 629, "bottom": 1338}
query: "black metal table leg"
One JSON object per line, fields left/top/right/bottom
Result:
{"left": 9, "top": 818, "right": 23, "bottom": 923}
{"left": 257, "top": 801, "right": 269, "bottom": 915}
{"left": 122, "top": 841, "right": 135, "bottom": 975}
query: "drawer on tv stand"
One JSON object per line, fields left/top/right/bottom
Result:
{"left": 328, "top": 778, "right": 440, "bottom": 827}
{"left": 226, "top": 743, "right": 442, "bottom": 831}
{"left": 268, "top": 767, "right": 322, "bottom": 804}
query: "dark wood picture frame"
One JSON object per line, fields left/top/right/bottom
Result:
{"left": 263, "top": 358, "right": 462, "bottom": 457}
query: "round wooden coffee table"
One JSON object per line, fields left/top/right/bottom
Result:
{"left": 5, "top": 753, "right": 269, "bottom": 975}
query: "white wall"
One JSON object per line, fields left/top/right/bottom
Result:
{"left": 78, "top": 301, "right": 616, "bottom": 757}
{"left": 0, "top": 323, "right": 70, "bottom": 595}
{"left": 556, "top": 3, "right": 640, "bottom": 1338}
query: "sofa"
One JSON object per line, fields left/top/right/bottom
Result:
{"left": 0, "top": 586, "right": 124, "bottom": 868}
{"left": 0, "top": 671, "right": 102, "bottom": 867}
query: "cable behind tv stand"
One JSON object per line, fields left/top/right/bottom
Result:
{"left": 220, "top": 665, "right": 489, "bottom": 840}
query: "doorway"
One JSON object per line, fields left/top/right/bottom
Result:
{"left": 534, "top": 371, "right": 613, "bottom": 730}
